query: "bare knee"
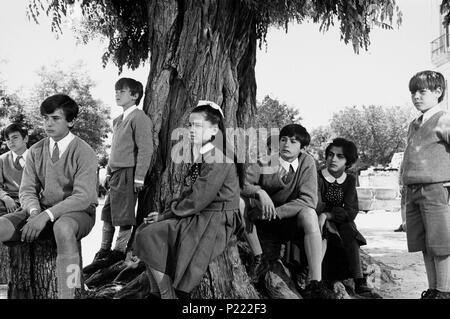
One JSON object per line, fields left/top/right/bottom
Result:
{"left": 296, "top": 208, "right": 319, "bottom": 234}
{"left": 53, "top": 218, "right": 78, "bottom": 250}
{"left": 0, "top": 217, "right": 16, "bottom": 242}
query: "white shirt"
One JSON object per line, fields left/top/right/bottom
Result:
{"left": 279, "top": 156, "right": 299, "bottom": 175}
{"left": 193, "top": 142, "right": 215, "bottom": 162}
{"left": 11, "top": 149, "right": 28, "bottom": 168}
{"left": 122, "top": 105, "right": 138, "bottom": 121}
{"left": 49, "top": 131, "right": 75, "bottom": 160}
{"left": 321, "top": 168, "right": 347, "bottom": 184}
{"left": 419, "top": 104, "right": 442, "bottom": 126}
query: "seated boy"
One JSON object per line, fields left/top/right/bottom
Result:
{"left": 240, "top": 124, "right": 335, "bottom": 299}
{"left": 0, "top": 123, "right": 29, "bottom": 216}
{"left": 0, "top": 94, "right": 98, "bottom": 299}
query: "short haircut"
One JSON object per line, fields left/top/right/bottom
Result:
{"left": 3, "top": 123, "right": 27, "bottom": 140}
{"left": 115, "top": 78, "right": 144, "bottom": 105}
{"left": 325, "top": 137, "right": 358, "bottom": 168}
{"left": 40, "top": 94, "right": 79, "bottom": 122}
{"left": 409, "top": 70, "right": 446, "bottom": 103}
{"left": 279, "top": 124, "right": 310, "bottom": 149}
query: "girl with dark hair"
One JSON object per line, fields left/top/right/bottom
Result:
{"left": 317, "top": 138, "right": 380, "bottom": 298}
{"left": 133, "top": 100, "right": 243, "bottom": 299}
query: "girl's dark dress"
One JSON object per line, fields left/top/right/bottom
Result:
{"left": 134, "top": 146, "right": 242, "bottom": 293}
{"left": 317, "top": 168, "right": 366, "bottom": 282}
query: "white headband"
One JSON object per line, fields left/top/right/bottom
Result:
{"left": 197, "top": 100, "right": 224, "bottom": 118}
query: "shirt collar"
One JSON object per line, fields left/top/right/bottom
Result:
{"left": 279, "top": 156, "right": 299, "bottom": 173}
{"left": 122, "top": 105, "right": 138, "bottom": 121}
{"left": 11, "top": 149, "right": 28, "bottom": 162}
{"left": 199, "top": 142, "right": 215, "bottom": 155}
{"left": 49, "top": 131, "right": 75, "bottom": 157}
{"left": 321, "top": 168, "right": 347, "bottom": 184}
{"left": 420, "top": 104, "right": 442, "bottom": 125}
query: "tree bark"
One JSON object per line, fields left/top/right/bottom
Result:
{"left": 136, "top": 0, "right": 257, "bottom": 222}
{"left": 7, "top": 240, "right": 84, "bottom": 299}
{"left": 126, "top": 0, "right": 259, "bottom": 298}
{"left": 0, "top": 243, "right": 9, "bottom": 284}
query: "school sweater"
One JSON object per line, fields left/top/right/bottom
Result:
{"left": 242, "top": 151, "right": 318, "bottom": 219}
{"left": 108, "top": 108, "right": 153, "bottom": 181}
{"left": 19, "top": 136, "right": 98, "bottom": 219}
{"left": 402, "top": 110, "right": 450, "bottom": 185}
{"left": 0, "top": 151, "right": 23, "bottom": 200}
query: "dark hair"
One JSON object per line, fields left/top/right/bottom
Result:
{"left": 409, "top": 70, "right": 446, "bottom": 103}
{"left": 325, "top": 138, "right": 358, "bottom": 168}
{"left": 279, "top": 124, "right": 310, "bottom": 149}
{"left": 40, "top": 94, "right": 79, "bottom": 122}
{"left": 191, "top": 103, "right": 245, "bottom": 188}
{"left": 115, "top": 78, "right": 144, "bottom": 105}
{"left": 3, "top": 123, "right": 27, "bottom": 140}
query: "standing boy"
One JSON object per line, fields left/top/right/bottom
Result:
{"left": 0, "top": 94, "right": 98, "bottom": 299}
{"left": 403, "top": 70, "right": 450, "bottom": 299}
{"left": 84, "top": 78, "right": 153, "bottom": 274}
{"left": 241, "top": 124, "right": 335, "bottom": 299}
{"left": 0, "top": 124, "right": 29, "bottom": 215}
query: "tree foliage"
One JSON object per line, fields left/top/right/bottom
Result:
{"left": 27, "top": 0, "right": 402, "bottom": 72}
{"left": 254, "top": 95, "right": 301, "bottom": 130}
{"left": 0, "top": 62, "right": 111, "bottom": 156}
{"left": 29, "top": 62, "right": 112, "bottom": 155}
{"left": 316, "top": 105, "right": 415, "bottom": 167}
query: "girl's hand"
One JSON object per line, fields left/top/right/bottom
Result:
{"left": 143, "top": 211, "right": 161, "bottom": 224}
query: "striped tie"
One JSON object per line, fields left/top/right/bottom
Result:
{"left": 51, "top": 143, "right": 59, "bottom": 163}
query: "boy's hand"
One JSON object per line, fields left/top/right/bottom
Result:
{"left": 21, "top": 212, "right": 50, "bottom": 242}
{"left": 143, "top": 211, "right": 161, "bottom": 224}
{"left": 256, "top": 190, "right": 277, "bottom": 221}
{"left": 134, "top": 181, "right": 144, "bottom": 193}
{"left": 3, "top": 196, "right": 18, "bottom": 214}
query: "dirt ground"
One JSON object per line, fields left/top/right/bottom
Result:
{"left": 0, "top": 205, "right": 427, "bottom": 300}
{"left": 356, "top": 210, "right": 427, "bottom": 299}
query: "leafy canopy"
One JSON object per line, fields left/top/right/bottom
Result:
{"left": 27, "top": 0, "right": 401, "bottom": 72}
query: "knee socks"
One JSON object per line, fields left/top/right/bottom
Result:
{"left": 56, "top": 253, "right": 81, "bottom": 299}
{"left": 114, "top": 226, "right": 132, "bottom": 253}
{"left": 149, "top": 266, "right": 177, "bottom": 299}
{"left": 304, "top": 230, "right": 322, "bottom": 282}
{"left": 435, "top": 254, "right": 450, "bottom": 292}
{"left": 100, "top": 221, "right": 115, "bottom": 251}
{"left": 423, "top": 251, "right": 437, "bottom": 289}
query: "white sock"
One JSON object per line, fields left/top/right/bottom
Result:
{"left": 56, "top": 253, "right": 80, "bottom": 299}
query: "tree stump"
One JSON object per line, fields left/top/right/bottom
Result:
{"left": 0, "top": 243, "right": 10, "bottom": 284}
{"left": 7, "top": 239, "right": 84, "bottom": 299}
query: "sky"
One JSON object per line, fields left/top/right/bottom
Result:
{"left": 0, "top": 0, "right": 437, "bottom": 131}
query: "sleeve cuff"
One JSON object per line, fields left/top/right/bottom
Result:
{"left": 45, "top": 209, "right": 55, "bottom": 222}
{"left": 134, "top": 179, "right": 144, "bottom": 184}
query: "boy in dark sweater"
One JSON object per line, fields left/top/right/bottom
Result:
{"left": 84, "top": 78, "right": 153, "bottom": 274}
{"left": 403, "top": 70, "right": 450, "bottom": 299}
{"left": 0, "top": 94, "right": 98, "bottom": 299}
{"left": 241, "top": 124, "right": 334, "bottom": 299}
{"left": 0, "top": 124, "right": 28, "bottom": 215}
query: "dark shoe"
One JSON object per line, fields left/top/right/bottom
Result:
{"left": 83, "top": 249, "right": 112, "bottom": 274}
{"left": 83, "top": 249, "right": 126, "bottom": 275}
{"left": 248, "top": 254, "right": 268, "bottom": 284}
{"left": 432, "top": 290, "right": 450, "bottom": 299}
{"left": 420, "top": 289, "right": 438, "bottom": 299}
{"left": 394, "top": 224, "right": 405, "bottom": 232}
{"left": 355, "top": 278, "right": 382, "bottom": 299}
{"left": 302, "top": 280, "right": 336, "bottom": 299}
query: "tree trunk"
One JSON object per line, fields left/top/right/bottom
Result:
{"left": 127, "top": 0, "right": 258, "bottom": 298}
{"left": 136, "top": 0, "right": 257, "bottom": 221}
{"left": 0, "top": 243, "right": 9, "bottom": 284}
{"left": 7, "top": 240, "right": 84, "bottom": 299}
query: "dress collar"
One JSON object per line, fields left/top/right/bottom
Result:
{"left": 321, "top": 168, "right": 347, "bottom": 184}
